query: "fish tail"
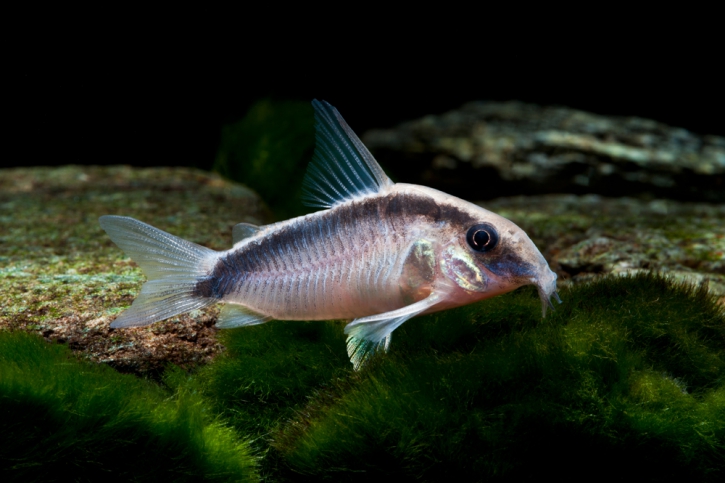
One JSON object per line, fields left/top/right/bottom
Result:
{"left": 99, "top": 215, "right": 219, "bottom": 328}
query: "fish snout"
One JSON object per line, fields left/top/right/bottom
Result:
{"left": 534, "top": 266, "right": 561, "bottom": 317}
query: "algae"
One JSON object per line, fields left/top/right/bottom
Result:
{"left": 3, "top": 164, "right": 725, "bottom": 479}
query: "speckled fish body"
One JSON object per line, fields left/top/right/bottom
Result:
{"left": 99, "top": 100, "right": 559, "bottom": 369}
{"left": 205, "top": 184, "right": 555, "bottom": 321}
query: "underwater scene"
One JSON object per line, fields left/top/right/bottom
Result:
{"left": 2, "top": 96, "right": 725, "bottom": 482}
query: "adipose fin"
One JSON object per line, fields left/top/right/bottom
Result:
{"left": 232, "top": 222, "right": 261, "bottom": 244}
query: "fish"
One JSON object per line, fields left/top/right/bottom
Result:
{"left": 99, "top": 99, "right": 561, "bottom": 370}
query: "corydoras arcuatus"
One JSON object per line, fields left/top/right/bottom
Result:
{"left": 99, "top": 100, "right": 561, "bottom": 369}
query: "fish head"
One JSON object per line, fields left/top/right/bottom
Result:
{"left": 434, "top": 196, "right": 560, "bottom": 316}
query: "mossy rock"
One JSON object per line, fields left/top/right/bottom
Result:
{"left": 0, "top": 165, "right": 271, "bottom": 375}
{"left": 3, "top": 165, "right": 725, "bottom": 480}
{"left": 363, "top": 100, "right": 725, "bottom": 202}
{"left": 481, "top": 194, "right": 725, "bottom": 305}
{"left": 1, "top": 165, "right": 723, "bottom": 377}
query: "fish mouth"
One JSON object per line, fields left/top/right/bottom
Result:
{"left": 536, "top": 270, "right": 562, "bottom": 317}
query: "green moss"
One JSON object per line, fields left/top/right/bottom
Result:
{"left": 194, "top": 273, "right": 725, "bottom": 481}
{"left": 186, "top": 320, "right": 350, "bottom": 479}
{"left": 214, "top": 99, "right": 316, "bottom": 220}
{"left": 0, "top": 331, "right": 258, "bottom": 481}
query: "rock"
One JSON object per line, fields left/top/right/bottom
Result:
{"left": 363, "top": 101, "right": 725, "bottom": 202}
{"left": 0, "top": 165, "right": 271, "bottom": 376}
{"left": 2, "top": 166, "right": 722, "bottom": 377}
{"left": 480, "top": 194, "right": 725, "bottom": 304}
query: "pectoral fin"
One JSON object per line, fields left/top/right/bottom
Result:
{"left": 344, "top": 292, "right": 441, "bottom": 371}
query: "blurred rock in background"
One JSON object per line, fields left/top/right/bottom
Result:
{"left": 363, "top": 101, "right": 725, "bottom": 202}
{"left": 362, "top": 101, "right": 725, "bottom": 303}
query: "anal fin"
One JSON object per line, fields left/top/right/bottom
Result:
{"left": 216, "top": 304, "right": 272, "bottom": 328}
{"left": 344, "top": 292, "right": 440, "bottom": 371}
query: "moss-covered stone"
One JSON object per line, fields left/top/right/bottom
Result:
{"left": 0, "top": 165, "right": 271, "bottom": 375}
{"left": 363, "top": 100, "right": 725, "bottom": 202}
{"left": 480, "top": 194, "right": 725, "bottom": 304}
{"left": 3, "top": 164, "right": 725, "bottom": 479}
{"left": 2, "top": 166, "right": 723, "bottom": 379}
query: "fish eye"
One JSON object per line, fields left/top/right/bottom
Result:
{"left": 466, "top": 223, "right": 499, "bottom": 252}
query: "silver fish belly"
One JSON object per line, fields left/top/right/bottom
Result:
{"left": 99, "top": 100, "right": 560, "bottom": 369}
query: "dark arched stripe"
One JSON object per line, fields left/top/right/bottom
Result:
{"left": 194, "top": 192, "right": 476, "bottom": 299}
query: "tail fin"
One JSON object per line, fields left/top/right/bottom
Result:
{"left": 99, "top": 215, "right": 218, "bottom": 328}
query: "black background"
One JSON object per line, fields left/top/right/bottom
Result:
{"left": 6, "top": 31, "right": 723, "bottom": 172}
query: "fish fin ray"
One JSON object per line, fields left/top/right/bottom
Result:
{"left": 111, "top": 278, "right": 215, "bottom": 328}
{"left": 345, "top": 334, "right": 392, "bottom": 372}
{"left": 216, "top": 304, "right": 272, "bottom": 328}
{"left": 232, "top": 222, "right": 261, "bottom": 244}
{"left": 99, "top": 215, "right": 216, "bottom": 279}
{"left": 344, "top": 293, "right": 441, "bottom": 370}
{"left": 99, "top": 216, "right": 218, "bottom": 328}
{"left": 301, "top": 100, "right": 393, "bottom": 208}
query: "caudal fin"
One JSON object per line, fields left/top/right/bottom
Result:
{"left": 99, "top": 215, "right": 218, "bottom": 328}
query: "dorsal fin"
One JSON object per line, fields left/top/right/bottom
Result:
{"left": 301, "top": 100, "right": 393, "bottom": 209}
{"left": 232, "top": 222, "right": 261, "bottom": 244}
